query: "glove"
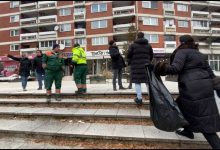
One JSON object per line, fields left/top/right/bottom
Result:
{"left": 154, "top": 62, "right": 168, "bottom": 76}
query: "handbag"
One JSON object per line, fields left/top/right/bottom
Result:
{"left": 145, "top": 64, "right": 189, "bottom": 132}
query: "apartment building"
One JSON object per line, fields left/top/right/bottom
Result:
{"left": 0, "top": 1, "right": 220, "bottom": 76}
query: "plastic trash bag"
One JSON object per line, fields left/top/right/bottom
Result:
{"left": 145, "top": 65, "right": 189, "bottom": 132}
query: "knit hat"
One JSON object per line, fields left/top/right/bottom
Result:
{"left": 179, "top": 35, "right": 194, "bottom": 44}
{"left": 52, "top": 44, "right": 59, "bottom": 50}
{"left": 137, "top": 32, "right": 144, "bottom": 38}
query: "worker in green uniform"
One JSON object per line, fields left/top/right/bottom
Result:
{"left": 72, "top": 43, "right": 87, "bottom": 94}
{"left": 42, "top": 44, "right": 65, "bottom": 102}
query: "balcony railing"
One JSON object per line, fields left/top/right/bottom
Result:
{"left": 113, "top": 6, "right": 135, "bottom": 17}
{"left": 211, "top": 12, "right": 220, "bottom": 21}
{"left": 38, "top": 15, "right": 57, "bottom": 24}
{"left": 192, "top": 11, "right": 209, "bottom": 19}
{"left": 74, "top": 11, "right": 86, "bottom": 20}
{"left": 163, "top": 8, "right": 175, "bottom": 17}
{"left": 113, "top": 23, "right": 136, "bottom": 32}
{"left": 211, "top": 27, "right": 220, "bottom": 35}
{"left": 74, "top": 29, "right": 86, "bottom": 36}
{"left": 192, "top": 26, "right": 210, "bottom": 34}
{"left": 20, "top": 33, "right": 38, "bottom": 41}
{"left": 20, "top": 48, "right": 38, "bottom": 52}
{"left": 74, "top": 1, "right": 85, "bottom": 5}
{"left": 164, "top": 25, "right": 176, "bottom": 32}
{"left": 20, "top": 2, "right": 37, "bottom": 12}
{"left": 38, "top": 31, "right": 57, "bottom": 39}
{"left": 20, "top": 17, "right": 37, "bottom": 26}
{"left": 38, "top": 1, "right": 57, "bottom": 9}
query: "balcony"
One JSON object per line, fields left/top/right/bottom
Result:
{"left": 38, "top": 1, "right": 57, "bottom": 9}
{"left": 38, "top": 15, "right": 57, "bottom": 24}
{"left": 74, "top": 29, "right": 86, "bottom": 36}
{"left": 20, "top": 33, "right": 38, "bottom": 41}
{"left": 164, "top": 25, "right": 176, "bottom": 33}
{"left": 163, "top": 8, "right": 175, "bottom": 17}
{"left": 74, "top": 11, "right": 86, "bottom": 21}
{"left": 113, "top": 23, "right": 136, "bottom": 33}
{"left": 192, "top": 11, "right": 209, "bottom": 20}
{"left": 116, "top": 41, "right": 128, "bottom": 49}
{"left": 190, "top": 1, "right": 208, "bottom": 5}
{"left": 20, "top": 48, "right": 38, "bottom": 52}
{"left": 74, "top": 1, "right": 85, "bottom": 6}
{"left": 164, "top": 41, "right": 176, "bottom": 53}
{"left": 38, "top": 31, "right": 57, "bottom": 39}
{"left": 192, "top": 26, "right": 210, "bottom": 34}
{"left": 211, "top": 12, "right": 220, "bottom": 21}
{"left": 113, "top": 6, "right": 135, "bottom": 18}
{"left": 211, "top": 28, "right": 220, "bottom": 35}
{"left": 20, "top": 17, "right": 37, "bottom": 26}
{"left": 209, "top": 1, "right": 220, "bottom": 6}
{"left": 20, "top": 2, "right": 37, "bottom": 12}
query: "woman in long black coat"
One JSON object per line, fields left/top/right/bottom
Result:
{"left": 155, "top": 35, "right": 220, "bottom": 149}
{"left": 127, "top": 32, "right": 153, "bottom": 105}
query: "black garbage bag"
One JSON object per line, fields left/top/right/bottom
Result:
{"left": 145, "top": 65, "right": 189, "bottom": 132}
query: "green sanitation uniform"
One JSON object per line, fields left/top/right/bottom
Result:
{"left": 43, "top": 51, "right": 65, "bottom": 90}
{"left": 72, "top": 46, "right": 87, "bottom": 93}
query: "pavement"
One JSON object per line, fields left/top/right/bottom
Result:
{"left": 0, "top": 76, "right": 179, "bottom": 94}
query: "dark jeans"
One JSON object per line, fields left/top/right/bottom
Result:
{"left": 36, "top": 72, "right": 45, "bottom": 89}
{"left": 113, "top": 68, "right": 123, "bottom": 89}
{"left": 203, "top": 133, "right": 220, "bottom": 149}
{"left": 21, "top": 76, "right": 28, "bottom": 90}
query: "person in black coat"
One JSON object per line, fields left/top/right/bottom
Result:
{"left": 33, "top": 50, "right": 45, "bottom": 90}
{"left": 154, "top": 35, "right": 220, "bottom": 149}
{"left": 6, "top": 53, "right": 32, "bottom": 91}
{"left": 109, "top": 40, "right": 126, "bottom": 91}
{"left": 127, "top": 32, "right": 153, "bottom": 105}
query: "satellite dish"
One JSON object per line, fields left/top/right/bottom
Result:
{"left": 59, "top": 44, "right": 65, "bottom": 50}
{"left": 54, "top": 26, "right": 59, "bottom": 31}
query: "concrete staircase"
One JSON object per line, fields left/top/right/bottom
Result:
{"left": 0, "top": 94, "right": 213, "bottom": 149}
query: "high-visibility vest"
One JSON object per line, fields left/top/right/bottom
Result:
{"left": 72, "top": 47, "right": 87, "bottom": 64}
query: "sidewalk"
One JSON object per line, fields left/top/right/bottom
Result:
{"left": 0, "top": 77, "right": 179, "bottom": 94}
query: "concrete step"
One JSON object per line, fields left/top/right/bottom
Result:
{"left": 0, "top": 106, "right": 150, "bottom": 119}
{"left": 0, "top": 118, "right": 213, "bottom": 148}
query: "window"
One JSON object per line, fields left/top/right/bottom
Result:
{"left": 143, "top": 17, "right": 158, "bottom": 26}
{"left": 10, "top": 1, "right": 19, "bottom": 8}
{"left": 59, "top": 8, "right": 71, "bottom": 16}
{"left": 10, "top": 29, "right": 19, "bottom": 36}
{"left": 91, "top": 20, "right": 107, "bottom": 29}
{"left": 177, "top": 4, "right": 188, "bottom": 12}
{"left": 91, "top": 3, "right": 107, "bottom": 13}
{"left": 164, "top": 19, "right": 175, "bottom": 26}
{"left": 10, "top": 15, "right": 19, "bottom": 23}
{"left": 144, "top": 34, "right": 159, "bottom": 43}
{"left": 60, "top": 39, "right": 71, "bottom": 47}
{"left": 40, "top": 41, "right": 57, "bottom": 48}
{"left": 92, "top": 37, "right": 108, "bottom": 45}
{"left": 142, "top": 1, "right": 158, "bottom": 9}
{"left": 164, "top": 35, "right": 175, "bottom": 41}
{"left": 10, "top": 44, "right": 19, "bottom": 51}
{"left": 60, "top": 24, "right": 71, "bottom": 32}
{"left": 178, "top": 20, "right": 188, "bottom": 28}
{"left": 208, "top": 55, "right": 220, "bottom": 71}
{"left": 163, "top": 2, "right": 174, "bottom": 9}
{"left": 74, "top": 38, "right": 86, "bottom": 45}
{"left": 192, "top": 21, "right": 208, "bottom": 27}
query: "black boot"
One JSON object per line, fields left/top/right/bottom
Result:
{"left": 75, "top": 88, "right": 83, "bottom": 94}
{"left": 55, "top": 94, "right": 61, "bottom": 101}
{"left": 46, "top": 95, "right": 51, "bottom": 103}
{"left": 134, "top": 97, "right": 143, "bottom": 106}
{"left": 176, "top": 129, "right": 194, "bottom": 139}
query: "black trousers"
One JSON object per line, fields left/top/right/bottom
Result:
{"left": 112, "top": 68, "right": 123, "bottom": 89}
{"left": 203, "top": 132, "right": 220, "bottom": 149}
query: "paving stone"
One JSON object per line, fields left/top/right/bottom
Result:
{"left": 74, "top": 109, "right": 98, "bottom": 116}
{"left": 0, "top": 141, "right": 25, "bottom": 149}
{"left": 142, "top": 126, "right": 179, "bottom": 142}
{"left": 18, "top": 142, "right": 45, "bottom": 149}
{"left": 117, "top": 108, "right": 141, "bottom": 118}
{"left": 139, "top": 109, "right": 150, "bottom": 117}
{"left": 94, "top": 109, "right": 118, "bottom": 117}
{"left": 176, "top": 132, "right": 206, "bottom": 143}
{"left": 0, "top": 119, "right": 25, "bottom": 131}
{"left": 33, "top": 120, "right": 68, "bottom": 135}
{"left": 113, "top": 124, "right": 145, "bottom": 140}
{"left": 8, "top": 120, "right": 48, "bottom": 133}
{"left": 0, "top": 107, "right": 26, "bottom": 114}
{"left": 47, "top": 108, "right": 79, "bottom": 116}
{"left": 33, "top": 107, "right": 59, "bottom": 115}
{"left": 16, "top": 107, "right": 45, "bottom": 115}
{"left": 84, "top": 123, "right": 116, "bottom": 138}
{"left": 57, "top": 123, "right": 91, "bottom": 136}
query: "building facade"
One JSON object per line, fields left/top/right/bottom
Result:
{"left": 0, "top": 1, "right": 220, "bottom": 75}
